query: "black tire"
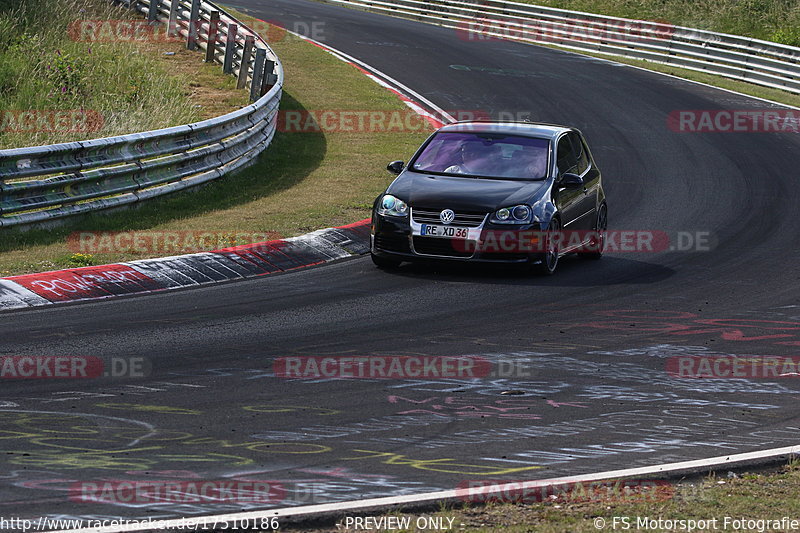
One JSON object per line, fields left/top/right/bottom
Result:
{"left": 371, "top": 252, "right": 401, "bottom": 269}
{"left": 534, "top": 218, "right": 561, "bottom": 275}
{"left": 580, "top": 203, "right": 607, "bottom": 260}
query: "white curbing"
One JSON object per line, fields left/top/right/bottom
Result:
{"left": 0, "top": 222, "right": 371, "bottom": 311}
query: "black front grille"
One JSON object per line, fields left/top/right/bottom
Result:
{"left": 412, "top": 237, "right": 474, "bottom": 258}
{"left": 412, "top": 208, "right": 487, "bottom": 228}
{"left": 375, "top": 234, "right": 410, "bottom": 253}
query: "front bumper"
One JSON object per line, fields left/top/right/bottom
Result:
{"left": 371, "top": 214, "right": 547, "bottom": 264}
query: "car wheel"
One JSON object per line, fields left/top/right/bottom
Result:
{"left": 371, "top": 252, "right": 401, "bottom": 269}
{"left": 580, "top": 203, "right": 607, "bottom": 260}
{"left": 534, "top": 218, "right": 561, "bottom": 275}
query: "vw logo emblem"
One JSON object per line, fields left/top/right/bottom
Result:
{"left": 440, "top": 209, "right": 455, "bottom": 225}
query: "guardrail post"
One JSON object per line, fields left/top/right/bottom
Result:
{"left": 168, "top": 0, "right": 181, "bottom": 37}
{"left": 223, "top": 24, "right": 238, "bottom": 74}
{"left": 206, "top": 11, "right": 221, "bottom": 62}
{"left": 250, "top": 48, "right": 266, "bottom": 102}
{"left": 147, "top": 0, "right": 161, "bottom": 22}
{"left": 260, "top": 59, "right": 276, "bottom": 95}
{"left": 237, "top": 35, "right": 255, "bottom": 90}
{"left": 187, "top": 0, "right": 201, "bottom": 50}
{"left": 147, "top": 0, "right": 160, "bottom": 22}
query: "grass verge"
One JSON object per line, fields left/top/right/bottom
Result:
{"left": 512, "top": 0, "right": 800, "bottom": 46}
{"left": 0, "top": 6, "right": 431, "bottom": 275}
{"left": 297, "top": 461, "right": 800, "bottom": 532}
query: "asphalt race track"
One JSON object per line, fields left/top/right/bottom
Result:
{"left": 2, "top": 0, "right": 800, "bottom": 526}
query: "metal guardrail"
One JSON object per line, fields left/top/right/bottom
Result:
{"left": 317, "top": 0, "right": 800, "bottom": 94}
{"left": 0, "top": 0, "right": 283, "bottom": 227}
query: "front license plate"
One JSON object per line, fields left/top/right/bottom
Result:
{"left": 420, "top": 224, "right": 470, "bottom": 239}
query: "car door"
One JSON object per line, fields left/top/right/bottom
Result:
{"left": 554, "top": 134, "right": 585, "bottom": 232}
{"left": 568, "top": 131, "right": 599, "bottom": 230}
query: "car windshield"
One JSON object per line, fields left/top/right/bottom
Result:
{"left": 411, "top": 131, "right": 550, "bottom": 180}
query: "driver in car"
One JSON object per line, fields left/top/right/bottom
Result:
{"left": 445, "top": 142, "right": 494, "bottom": 174}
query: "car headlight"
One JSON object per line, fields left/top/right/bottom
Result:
{"left": 490, "top": 204, "right": 534, "bottom": 224}
{"left": 377, "top": 194, "right": 408, "bottom": 217}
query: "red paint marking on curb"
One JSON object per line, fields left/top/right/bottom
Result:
{"left": 337, "top": 219, "right": 371, "bottom": 229}
{"left": 7, "top": 264, "right": 160, "bottom": 303}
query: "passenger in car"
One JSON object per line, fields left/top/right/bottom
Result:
{"left": 507, "top": 149, "right": 547, "bottom": 179}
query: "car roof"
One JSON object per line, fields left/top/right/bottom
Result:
{"left": 438, "top": 120, "right": 573, "bottom": 140}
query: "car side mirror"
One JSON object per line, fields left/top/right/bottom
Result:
{"left": 387, "top": 160, "right": 405, "bottom": 175}
{"left": 560, "top": 173, "right": 584, "bottom": 189}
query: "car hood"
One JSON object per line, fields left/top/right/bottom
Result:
{"left": 386, "top": 171, "right": 548, "bottom": 212}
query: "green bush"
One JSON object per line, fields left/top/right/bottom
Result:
{"left": 45, "top": 50, "right": 84, "bottom": 98}
{"left": 771, "top": 24, "right": 800, "bottom": 46}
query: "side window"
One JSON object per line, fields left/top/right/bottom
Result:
{"left": 570, "top": 132, "right": 590, "bottom": 175}
{"left": 556, "top": 135, "right": 577, "bottom": 176}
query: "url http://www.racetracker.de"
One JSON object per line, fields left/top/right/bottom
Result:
{"left": 0, "top": 516, "right": 281, "bottom": 532}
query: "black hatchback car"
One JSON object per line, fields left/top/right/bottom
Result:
{"left": 371, "top": 121, "right": 607, "bottom": 274}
